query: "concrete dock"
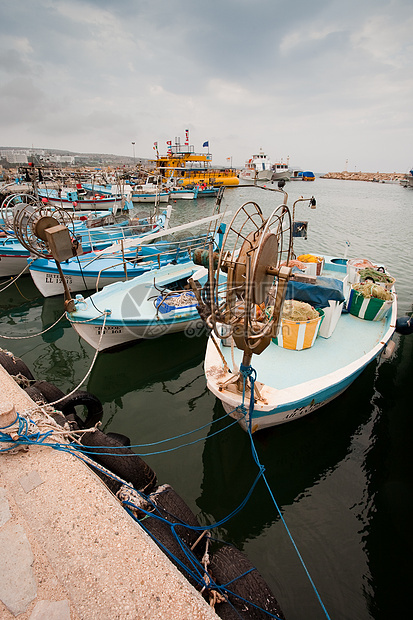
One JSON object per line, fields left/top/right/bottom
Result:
{"left": 0, "top": 365, "right": 219, "bottom": 620}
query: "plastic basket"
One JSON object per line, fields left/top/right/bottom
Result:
{"left": 272, "top": 309, "right": 324, "bottom": 350}
{"left": 347, "top": 288, "right": 393, "bottom": 321}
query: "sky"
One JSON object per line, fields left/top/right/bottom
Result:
{"left": 0, "top": 0, "right": 412, "bottom": 173}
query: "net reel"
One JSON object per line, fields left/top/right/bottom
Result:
{"left": 193, "top": 198, "right": 293, "bottom": 370}
{"left": 0, "top": 193, "right": 38, "bottom": 234}
{"left": 7, "top": 201, "right": 81, "bottom": 310}
{"left": 12, "top": 203, "right": 76, "bottom": 259}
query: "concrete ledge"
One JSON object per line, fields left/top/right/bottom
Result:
{"left": 0, "top": 365, "right": 218, "bottom": 620}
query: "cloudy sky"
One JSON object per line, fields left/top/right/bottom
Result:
{"left": 0, "top": 0, "right": 412, "bottom": 172}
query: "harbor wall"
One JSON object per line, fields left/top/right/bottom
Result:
{"left": 321, "top": 171, "right": 405, "bottom": 182}
{"left": 0, "top": 365, "right": 218, "bottom": 620}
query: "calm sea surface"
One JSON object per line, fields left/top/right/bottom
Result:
{"left": 1, "top": 179, "right": 412, "bottom": 620}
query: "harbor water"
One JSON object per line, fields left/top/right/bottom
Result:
{"left": 1, "top": 179, "right": 412, "bottom": 620}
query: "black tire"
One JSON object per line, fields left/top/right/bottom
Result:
{"left": 209, "top": 546, "right": 285, "bottom": 620}
{"left": 0, "top": 350, "right": 34, "bottom": 381}
{"left": 106, "top": 432, "right": 131, "bottom": 446}
{"left": 79, "top": 428, "right": 157, "bottom": 493}
{"left": 24, "top": 384, "right": 47, "bottom": 405}
{"left": 141, "top": 515, "right": 201, "bottom": 589}
{"left": 56, "top": 390, "right": 103, "bottom": 427}
{"left": 30, "top": 380, "right": 66, "bottom": 403}
{"left": 149, "top": 484, "right": 206, "bottom": 556}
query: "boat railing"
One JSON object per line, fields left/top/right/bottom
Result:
{"left": 93, "top": 235, "right": 212, "bottom": 291}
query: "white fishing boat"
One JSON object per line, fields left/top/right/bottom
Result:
{"left": 131, "top": 176, "right": 169, "bottom": 203}
{"left": 239, "top": 150, "right": 274, "bottom": 182}
{"left": 67, "top": 262, "right": 209, "bottom": 350}
{"left": 28, "top": 210, "right": 228, "bottom": 297}
{"left": 192, "top": 185, "right": 397, "bottom": 432}
{"left": 38, "top": 187, "right": 126, "bottom": 214}
{"left": 271, "top": 162, "right": 291, "bottom": 181}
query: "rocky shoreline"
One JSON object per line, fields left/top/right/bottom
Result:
{"left": 321, "top": 171, "right": 404, "bottom": 183}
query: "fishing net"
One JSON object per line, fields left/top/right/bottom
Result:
{"left": 358, "top": 267, "right": 395, "bottom": 285}
{"left": 282, "top": 300, "right": 320, "bottom": 321}
{"left": 352, "top": 282, "right": 393, "bottom": 301}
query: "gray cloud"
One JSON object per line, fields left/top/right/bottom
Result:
{"left": 0, "top": 0, "right": 411, "bottom": 171}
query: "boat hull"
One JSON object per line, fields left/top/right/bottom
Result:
{"left": 45, "top": 196, "right": 122, "bottom": 214}
{"left": 204, "top": 255, "right": 397, "bottom": 432}
{"left": 271, "top": 169, "right": 291, "bottom": 181}
{"left": 131, "top": 193, "right": 169, "bottom": 203}
{"left": 0, "top": 253, "right": 29, "bottom": 277}
{"left": 71, "top": 316, "right": 204, "bottom": 350}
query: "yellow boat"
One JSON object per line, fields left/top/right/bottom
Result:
{"left": 150, "top": 133, "right": 239, "bottom": 188}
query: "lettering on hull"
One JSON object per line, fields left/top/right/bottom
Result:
{"left": 284, "top": 399, "right": 319, "bottom": 420}
{"left": 45, "top": 273, "right": 73, "bottom": 284}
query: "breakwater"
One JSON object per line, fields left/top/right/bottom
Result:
{"left": 321, "top": 170, "right": 404, "bottom": 182}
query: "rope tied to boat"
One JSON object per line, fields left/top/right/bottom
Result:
{"left": 0, "top": 311, "right": 66, "bottom": 340}
{"left": 239, "top": 362, "right": 257, "bottom": 433}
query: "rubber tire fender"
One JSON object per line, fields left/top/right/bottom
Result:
{"left": 24, "top": 384, "right": 47, "bottom": 405}
{"left": 55, "top": 390, "right": 103, "bottom": 427}
{"left": 79, "top": 428, "right": 157, "bottom": 494}
{"left": 140, "top": 514, "right": 200, "bottom": 590}
{"left": 148, "top": 484, "right": 206, "bottom": 557}
{"left": 29, "top": 380, "right": 67, "bottom": 404}
{"left": 209, "top": 545, "right": 286, "bottom": 620}
{"left": 0, "top": 350, "right": 34, "bottom": 381}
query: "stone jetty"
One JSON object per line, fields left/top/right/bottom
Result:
{"left": 321, "top": 171, "right": 404, "bottom": 183}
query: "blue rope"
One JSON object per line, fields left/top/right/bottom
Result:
{"left": 0, "top": 413, "right": 54, "bottom": 452}
{"left": 0, "top": 404, "right": 331, "bottom": 619}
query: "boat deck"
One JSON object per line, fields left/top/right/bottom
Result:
{"left": 220, "top": 309, "right": 392, "bottom": 390}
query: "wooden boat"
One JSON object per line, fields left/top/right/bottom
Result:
{"left": 0, "top": 220, "right": 132, "bottom": 277}
{"left": 192, "top": 186, "right": 397, "bottom": 432}
{"left": 38, "top": 188, "right": 127, "bottom": 214}
{"left": 67, "top": 262, "right": 208, "bottom": 350}
{"left": 28, "top": 210, "right": 227, "bottom": 297}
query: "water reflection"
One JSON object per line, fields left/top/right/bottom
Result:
{"left": 87, "top": 330, "right": 208, "bottom": 404}
{"left": 196, "top": 364, "right": 378, "bottom": 550}
{"left": 361, "top": 333, "right": 413, "bottom": 618}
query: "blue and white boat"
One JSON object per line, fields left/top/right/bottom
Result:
{"left": 203, "top": 253, "right": 397, "bottom": 432}
{"left": 37, "top": 188, "right": 129, "bottom": 214}
{"left": 131, "top": 176, "right": 169, "bottom": 203}
{"left": 187, "top": 184, "right": 398, "bottom": 432}
{"left": 67, "top": 262, "right": 208, "bottom": 350}
{"left": 28, "top": 211, "right": 226, "bottom": 297}
{"left": 0, "top": 210, "right": 167, "bottom": 279}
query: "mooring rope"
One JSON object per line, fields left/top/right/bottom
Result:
{"left": 238, "top": 363, "right": 332, "bottom": 620}
{"left": 0, "top": 311, "right": 67, "bottom": 340}
{"left": 24, "top": 312, "right": 109, "bottom": 414}
{"left": 0, "top": 257, "right": 36, "bottom": 294}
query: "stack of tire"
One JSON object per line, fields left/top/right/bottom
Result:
{"left": 0, "top": 349, "right": 286, "bottom": 619}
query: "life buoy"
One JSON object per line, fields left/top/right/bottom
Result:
{"left": 208, "top": 545, "right": 286, "bottom": 620}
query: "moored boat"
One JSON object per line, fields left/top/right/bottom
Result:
{"left": 67, "top": 262, "right": 208, "bottom": 350}
{"left": 239, "top": 150, "right": 275, "bottom": 182}
{"left": 153, "top": 132, "right": 239, "bottom": 188}
{"left": 193, "top": 185, "right": 397, "bottom": 432}
{"left": 271, "top": 161, "right": 291, "bottom": 181}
